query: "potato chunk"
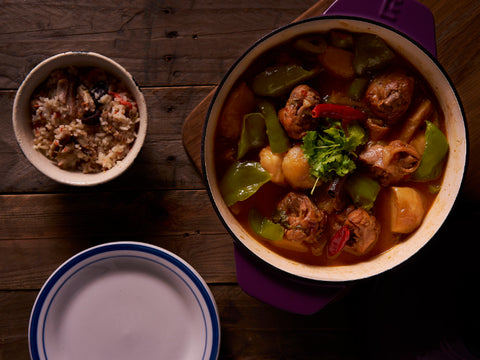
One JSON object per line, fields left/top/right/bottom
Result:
{"left": 218, "top": 82, "right": 256, "bottom": 140}
{"left": 282, "top": 145, "right": 316, "bottom": 189}
{"left": 320, "top": 46, "right": 355, "bottom": 79}
{"left": 259, "top": 145, "right": 316, "bottom": 189}
{"left": 389, "top": 187, "right": 425, "bottom": 234}
{"left": 259, "top": 146, "right": 286, "bottom": 185}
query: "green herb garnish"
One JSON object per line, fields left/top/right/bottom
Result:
{"left": 301, "top": 121, "right": 366, "bottom": 188}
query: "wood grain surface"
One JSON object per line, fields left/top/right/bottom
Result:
{"left": 1, "top": 1, "right": 480, "bottom": 359}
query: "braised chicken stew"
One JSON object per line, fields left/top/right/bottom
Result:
{"left": 214, "top": 30, "right": 448, "bottom": 266}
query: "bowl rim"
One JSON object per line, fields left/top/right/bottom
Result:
{"left": 201, "top": 15, "right": 469, "bottom": 283}
{"left": 12, "top": 51, "right": 148, "bottom": 186}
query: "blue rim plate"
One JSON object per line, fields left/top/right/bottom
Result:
{"left": 29, "top": 242, "right": 220, "bottom": 360}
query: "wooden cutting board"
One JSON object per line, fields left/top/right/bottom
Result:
{"left": 181, "top": 0, "right": 333, "bottom": 173}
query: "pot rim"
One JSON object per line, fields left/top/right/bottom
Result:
{"left": 202, "top": 15, "right": 468, "bottom": 283}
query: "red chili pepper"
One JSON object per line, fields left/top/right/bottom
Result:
{"left": 327, "top": 225, "right": 350, "bottom": 258}
{"left": 312, "top": 103, "right": 367, "bottom": 136}
{"left": 109, "top": 91, "right": 133, "bottom": 108}
{"left": 311, "top": 103, "right": 367, "bottom": 121}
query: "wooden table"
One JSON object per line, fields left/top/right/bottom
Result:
{"left": 1, "top": 1, "right": 479, "bottom": 359}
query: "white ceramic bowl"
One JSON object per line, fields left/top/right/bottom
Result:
{"left": 13, "top": 51, "right": 147, "bottom": 186}
{"left": 203, "top": 17, "right": 468, "bottom": 282}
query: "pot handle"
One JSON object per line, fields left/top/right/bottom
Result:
{"left": 234, "top": 243, "right": 348, "bottom": 314}
{"left": 324, "top": 0, "right": 437, "bottom": 57}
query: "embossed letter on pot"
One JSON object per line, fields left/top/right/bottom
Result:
{"left": 202, "top": 0, "right": 467, "bottom": 298}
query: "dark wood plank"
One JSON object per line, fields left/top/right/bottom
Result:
{"left": 0, "top": 291, "right": 35, "bottom": 360}
{"left": 1, "top": 86, "right": 213, "bottom": 193}
{"left": 11, "top": 275, "right": 467, "bottom": 360}
{"left": 0, "top": 0, "right": 319, "bottom": 88}
{"left": 214, "top": 285, "right": 360, "bottom": 360}
{"left": 0, "top": 137, "right": 205, "bottom": 193}
{"left": 0, "top": 286, "right": 361, "bottom": 360}
{"left": 0, "top": 190, "right": 237, "bottom": 289}
{"left": 182, "top": 88, "right": 216, "bottom": 174}
{"left": 0, "top": 190, "right": 224, "bottom": 240}
{"left": 0, "top": 234, "right": 237, "bottom": 290}
{"left": 423, "top": 0, "right": 480, "bottom": 198}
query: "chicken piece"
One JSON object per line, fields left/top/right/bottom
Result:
{"left": 282, "top": 145, "right": 316, "bottom": 189}
{"left": 274, "top": 192, "right": 327, "bottom": 245}
{"left": 359, "top": 140, "right": 421, "bottom": 186}
{"left": 48, "top": 127, "right": 73, "bottom": 158}
{"left": 259, "top": 146, "right": 286, "bottom": 185}
{"left": 77, "top": 84, "right": 96, "bottom": 114}
{"left": 56, "top": 149, "right": 81, "bottom": 170}
{"left": 389, "top": 186, "right": 425, "bottom": 234}
{"left": 63, "top": 83, "right": 77, "bottom": 116}
{"left": 345, "top": 208, "right": 380, "bottom": 255}
{"left": 313, "top": 177, "right": 348, "bottom": 213}
{"left": 366, "top": 118, "right": 389, "bottom": 141}
{"left": 278, "top": 85, "right": 321, "bottom": 139}
{"left": 365, "top": 71, "right": 414, "bottom": 124}
{"left": 56, "top": 78, "right": 69, "bottom": 104}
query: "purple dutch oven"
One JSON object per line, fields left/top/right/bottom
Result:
{"left": 202, "top": 0, "right": 468, "bottom": 314}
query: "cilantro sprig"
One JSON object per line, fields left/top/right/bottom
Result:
{"left": 301, "top": 121, "right": 366, "bottom": 186}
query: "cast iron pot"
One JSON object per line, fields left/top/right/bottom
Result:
{"left": 202, "top": 0, "right": 468, "bottom": 313}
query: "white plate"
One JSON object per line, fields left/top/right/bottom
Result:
{"left": 29, "top": 242, "right": 220, "bottom": 360}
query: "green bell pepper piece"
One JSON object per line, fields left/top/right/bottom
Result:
{"left": 345, "top": 173, "right": 381, "bottom": 210}
{"left": 237, "top": 112, "right": 267, "bottom": 159}
{"left": 413, "top": 121, "right": 449, "bottom": 181}
{"left": 248, "top": 208, "right": 284, "bottom": 241}
{"left": 348, "top": 78, "right": 369, "bottom": 101}
{"left": 258, "top": 99, "right": 290, "bottom": 154}
{"left": 251, "top": 64, "right": 318, "bottom": 97}
{"left": 220, "top": 161, "right": 271, "bottom": 206}
{"left": 353, "top": 34, "right": 395, "bottom": 76}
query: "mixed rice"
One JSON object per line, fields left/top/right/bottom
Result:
{"left": 31, "top": 66, "right": 139, "bottom": 173}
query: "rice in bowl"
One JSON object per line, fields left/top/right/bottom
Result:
{"left": 31, "top": 66, "right": 139, "bottom": 173}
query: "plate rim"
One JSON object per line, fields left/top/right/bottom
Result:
{"left": 28, "top": 241, "right": 221, "bottom": 360}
